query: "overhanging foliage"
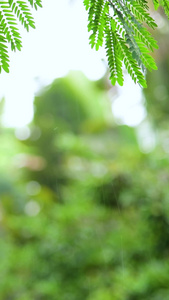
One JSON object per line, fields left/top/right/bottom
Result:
{"left": 0, "top": 0, "right": 42, "bottom": 73}
{"left": 84, "top": 0, "right": 169, "bottom": 88}
{"left": 0, "top": 0, "right": 169, "bottom": 88}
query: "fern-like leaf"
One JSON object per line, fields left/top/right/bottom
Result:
{"left": 152, "top": 0, "right": 160, "bottom": 10}
{"left": 27, "top": 0, "right": 42, "bottom": 10}
{"left": 0, "top": 2, "right": 22, "bottom": 51}
{"left": 0, "top": 0, "right": 42, "bottom": 73}
{"left": 105, "top": 19, "right": 124, "bottom": 86}
{"left": 88, "top": 0, "right": 108, "bottom": 50}
{"left": 9, "top": 0, "right": 35, "bottom": 31}
{"left": 85, "top": 0, "right": 169, "bottom": 87}
{"left": 0, "top": 32, "right": 10, "bottom": 73}
{"left": 161, "top": 0, "right": 169, "bottom": 18}
{"left": 125, "top": 1, "right": 157, "bottom": 29}
{"left": 83, "top": 0, "right": 91, "bottom": 11}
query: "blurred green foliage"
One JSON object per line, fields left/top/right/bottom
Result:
{"left": 144, "top": 15, "right": 169, "bottom": 130}
{"left": 1, "top": 71, "right": 169, "bottom": 300}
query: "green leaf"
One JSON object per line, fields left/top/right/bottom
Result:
{"left": 153, "top": 0, "right": 160, "bottom": 10}
{"left": 0, "top": 0, "right": 42, "bottom": 74}
{"left": 85, "top": 0, "right": 166, "bottom": 87}
{"left": 2, "top": 62, "right": 9, "bottom": 73}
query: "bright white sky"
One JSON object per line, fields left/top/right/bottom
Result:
{"left": 0, "top": 0, "right": 145, "bottom": 128}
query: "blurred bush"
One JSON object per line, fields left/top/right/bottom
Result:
{"left": 0, "top": 72, "right": 169, "bottom": 300}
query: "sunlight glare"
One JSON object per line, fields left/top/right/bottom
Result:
{"left": 1, "top": 0, "right": 106, "bottom": 128}
{"left": 111, "top": 76, "right": 146, "bottom": 127}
